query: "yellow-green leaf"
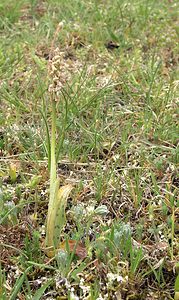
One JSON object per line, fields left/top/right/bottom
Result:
{"left": 46, "top": 184, "right": 73, "bottom": 254}
{"left": 9, "top": 163, "right": 17, "bottom": 183}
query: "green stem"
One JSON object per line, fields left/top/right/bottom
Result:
{"left": 46, "top": 97, "right": 58, "bottom": 248}
{"left": 50, "top": 98, "right": 57, "bottom": 184}
{"left": 171, "top": 207, "right": 175, "bottom": 260}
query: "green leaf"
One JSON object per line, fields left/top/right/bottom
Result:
{"left": 9, "top": 274, "right": 25, "bottom": 300}
{"left": 27, "top": 175, "right": 42, "bottom": 189}
{"left": 32, "top": 280, "right": 52, "bottom": 300}
{"left": 46, "top": 183, "right": 73, "bottom": 254}
{"left": 175, "top": 275, "right": 179, "bottom": 292}
{"left": 53, "top": 184, "right": 73, "bottom": 248}
{"left": 9, "top": 164, "right": 17, "bottom": 183}
{"left": 175, "top": 291, "right": 179, "bottom": 300}
{"left": 9, "top": 267, "right": 31, "bottom": 300}
{"left": 107, "top": 27, "right": 119, "bottom": 42}
{"left": 32, "top": 54, "right": 46, "bottom": 71}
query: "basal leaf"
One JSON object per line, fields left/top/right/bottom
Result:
{"left": 46, "top": 184, "right": 73, "bottom": 256}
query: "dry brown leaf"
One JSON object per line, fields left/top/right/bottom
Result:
{"left": 59, "top": 240, "right": 87, "bottom": 259}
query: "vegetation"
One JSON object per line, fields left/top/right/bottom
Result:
{"left": 0, "top": 0, "right": 178, "bottom": 299}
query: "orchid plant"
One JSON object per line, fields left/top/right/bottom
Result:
{"left": 45, "top": 24, "right": 73, "bottom": 255}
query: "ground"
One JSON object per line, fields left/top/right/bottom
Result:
{"left": 0, "top": 0, "right": 178, "bottom": 299}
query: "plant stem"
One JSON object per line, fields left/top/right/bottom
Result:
{"left": 46, "top": 96, "right": 58, "bottom": 248}
{"left": 50, "top": 96, "right": 57, "bottom": 185}
{"left": 171, "top": 207, "right": 175, "bottom": 260}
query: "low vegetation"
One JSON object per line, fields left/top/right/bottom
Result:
{"left": 0, "top": 0, "right": 178, "bottom": 299}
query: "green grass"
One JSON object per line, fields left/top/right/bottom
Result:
{"left": 0, "top": 0, "right": 178, "bottom": 299}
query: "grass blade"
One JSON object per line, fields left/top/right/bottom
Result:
{"left": 32, "top": 279, "right": 53, "bottom": 300}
